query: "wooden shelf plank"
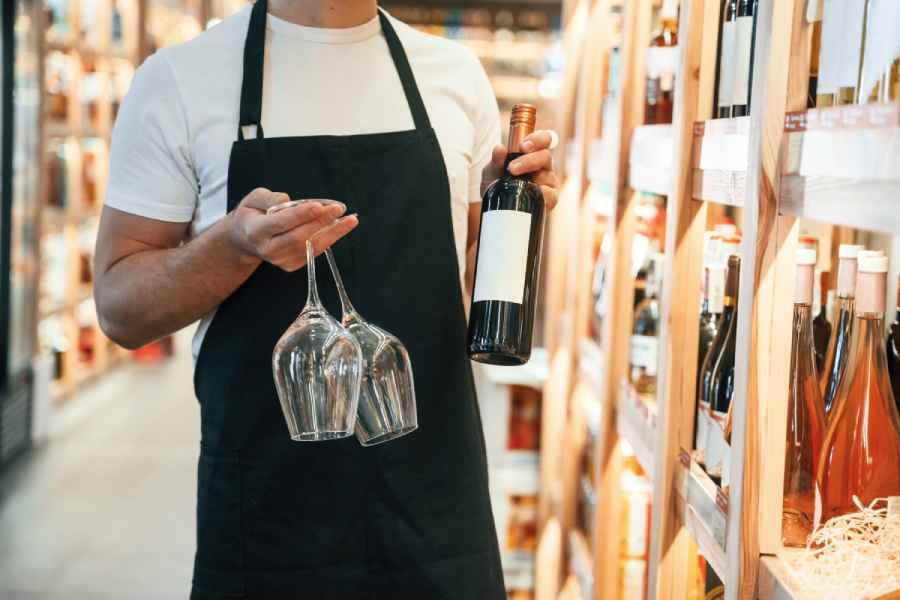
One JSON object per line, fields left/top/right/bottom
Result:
{"left": 568, "top": 529, "right": 595, "bottom": 599}
{"left": 676, "top": 451, "right": 728, "bottom": 582}
{"left": 779, "top": 174, "right": 900, "bottom": 235}
{"left": 758, "top": 555, "right": 806, "bottom": 600}
{"left": 616, "top": 379, "right": 656, "bottom": 479}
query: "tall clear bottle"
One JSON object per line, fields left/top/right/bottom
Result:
{"left": 730, "top": 0, "right": 757, "bottom": 117}
{"left": 645, "top": 0, "right": 679, "bottom": 125}
{"left": 715, "top": 0, "right": 737, "bottom": 118}
{"left": 819, "top": 244, "right": 864, "bottom": 417}
{"left": 818, "top": 254, "right": 900, "bottom": 522}
{"left": 782, "top": 249, "right": 826, "bottom": 547}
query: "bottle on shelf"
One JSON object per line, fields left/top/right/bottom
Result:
{"left": 815, "top": 0, "right": 841, "bottom": 107}
{"left": 813, "top": 270, "right": 832, "bottom": 375}
{"left": 619, "top": 454, "right": 651, "bottom": 600}
{"left": 730, "top": 0, "right": 758, "bottom": 117}
{"left": 836, "top": 0, "right": 866, "bottom": 105}
{"left": 858, "top": 0, "right": 900, "bottom": 103}
{"left": 695, "top": 263, "right": 725, "bottom": 469}
{"left": 820, "top": 244, "right": 864, "bottom": 417}
{"left": 468, "top": 104, "right": 546, "bottom": 365}
{"left": 630, "top": 253, "right": 663, "bottom": 396}
{"left": 714, "top": 0, "right": 737, "bottom": 119}
{"left": 807, "top": 8, "right": 821, "bottom": 108}
{"left": 705, "top": 255, "right": 741, "bottom": 484}
{"left": 887, "top": 275, "right": 900, "bottom": 415}
{"left": 818, "top": 253, "right": 900, "bottom": 523}
{"left": 591, "top": 233, "right": 613, "bottom": 344}
{"left": 782, "top": 249, "right": 826, "bottom": 548}
{"left": 645, "top": 0, "right": 679, "bottom": 125}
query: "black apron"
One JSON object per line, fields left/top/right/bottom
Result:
{"left": 190, "top": 3, "right": 504, "bottom": 598}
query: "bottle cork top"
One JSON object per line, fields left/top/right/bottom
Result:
{"left": 838, "top": 244, "right": 864, "bottom": 259}
{"left": 795, "top": 248, "right": 817, "bottom": 266}
{"left": 858, "top": 254, "right": 888, "bottom": 273}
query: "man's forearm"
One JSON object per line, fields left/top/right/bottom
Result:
{"left": 95, "top": 214, "right": 259, "bottom": 349}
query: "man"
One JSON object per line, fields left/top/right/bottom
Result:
{"left": 94, "top": 0, "right": 559, "bottom": 597}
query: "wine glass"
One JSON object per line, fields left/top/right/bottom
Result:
{"left": 272, "top": 240, "right": 363, "bottom": 441}
{"left": 324, "top": 248, "right": 418, "bottom": 446}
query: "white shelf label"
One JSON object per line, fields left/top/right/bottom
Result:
{"left": 474, "top": 210, "right": 532, "bottom": 304}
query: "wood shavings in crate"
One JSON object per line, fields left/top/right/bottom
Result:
{"left": 784, "top": 497, "right": 900, "bottom": 599}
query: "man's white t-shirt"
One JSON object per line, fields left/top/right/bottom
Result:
{"left": 105, "top": 7, "right": 501, "bottom": 360}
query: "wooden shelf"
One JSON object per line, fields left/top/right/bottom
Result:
{"left": 629, "top": 124, "right": 674, "bottom": 196}
{"left": 616, "top": 379, "right": 656, "bottom": 479}
{"left": 578, "top": 339, "right": 605, "bottom": 403}
{"left": 568, "top": 529, "right": 595, "bottom": 599}
{"left": 779, "top": 103, "right": 900, "bottom": 234}
{"left": 675, "top": 450, "right": 728, "bottom": 583}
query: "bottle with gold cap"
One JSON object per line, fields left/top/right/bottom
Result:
{"left": 467, "top": 104, "right": 546, "bottom": 365}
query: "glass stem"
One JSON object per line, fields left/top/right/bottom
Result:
{"left": 325, "top": 248, "right": 357, "bottom": 317}
{"left": 305, "top": 240, "right": 322, "bottom": 308}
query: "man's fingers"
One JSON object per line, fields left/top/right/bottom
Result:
{"left": 258, "top": 202, "right": 331, "bottom": 236}
{"left": 507, "top": 149, "right": 553, "bottom": 176}
{"left": 241, "top": 188, "right": 288, "bottom": 211}
{"left": 533, "top": 169, "right": 560, "bottom": 190}
{"left": 520, "top": 130, "right": 557, "bottom": 153}
{"left": 541, "top": 186, "right": 559, "bottom": 211}
{"left": 310, "top": 214, "right": 359, "bottom": 255}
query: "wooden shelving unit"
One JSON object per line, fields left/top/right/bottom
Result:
{"left": 36, "top": 0, "right": 219, "bottom": 403}
{"left": 539, "top": 0, "right": 900, "bottom": 599}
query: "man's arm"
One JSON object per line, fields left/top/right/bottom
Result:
{"left": 94, "top": 188, "right": 357, "bottom": 349}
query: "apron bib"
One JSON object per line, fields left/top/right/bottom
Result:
{"left": 190, "top": 3, "right": 504, "bottom": 598}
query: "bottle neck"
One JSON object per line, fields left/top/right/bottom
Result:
{"left": 503, "top": 152, "right": 527, "bottom": 177}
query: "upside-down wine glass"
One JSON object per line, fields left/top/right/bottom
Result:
{"left": 272, "top": 239, "right": 363, "bottom": 441}
{"left": 324, "top": 248, "right": 418, "bottom": 446}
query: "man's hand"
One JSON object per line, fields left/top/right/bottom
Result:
{"left": 490, "top": 130, "right": 561, "bottom": 210}
{"left": 228, "top": 188, "right": 359, "bottom": 271}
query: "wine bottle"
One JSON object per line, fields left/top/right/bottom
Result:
{"left": 818, "top": 253, "right": 900, "bottom": 522}
{"left": 630, "top": 253, "right": 663, "bottom": 395}
{"left": 819, "top": 244, "right": 864, "bottom": 417}
{"left": 645, "top": 0, "right": 679, "bottom": 125}
{"left": 731, "top": 0, "right": 757, "bottom": 117}
{"left": 695, "top": 263, "right": 725, "bottom": 468}
{"left": 808, "top": 12, "right": 822, "bottom": 108}
{"left": 468, "top": 104, "right": 546, "bottom": 365}
{"left": 816, "top": 0, "right": 842, "bottom": 107}
{"left": 782, "top": 249, "right": 826, "bottom": 547}
{"left": 706, "top": 255, "right": 741, "bottom": 483}
{"left": 591, "top": 233, "right": 612, "bottom": 344}
{"left": 813, "top": 270, "right": 832, "bottom": 375}
{"left": 836, "top": 0, "right": 866, "bottom": 105}
{"left": 715, "top": 0, "right": 737, "bottom": 119}
{"left": 887, "top": 275, "right": 900, "bottom": 414}
{"left": 698, "top": 266, "right": 722, "bottom": 386}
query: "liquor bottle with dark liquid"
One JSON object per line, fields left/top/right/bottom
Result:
{"left": 468, "top": 104, "right": 546, "bottom": 365}
{"left": 887, "top": 275, "right": 900, "bottom": 415}
{"left": 818, "top": 254, "right": 900, "bottom": 522}
{"left": 706, "top": 255, "right": 741, "bottom": 483}
{"left": 630, "top": 254, "right": 663, "bottom": 395}
{"left": 698, "top": 266, "right": 721, "bottom": 386}
{"left": 730, "top": 0, "right": 757, "bottom": 117}
{"left": 820, "top": 245, "right": 864, "bottom": 417}
{"left": 782, "top": 249, "right": 826, "bottom": 547}
{"left": 695, "top": 263, "right": 725, "bottom": 468}
{"left": 645, "top": 0, "right": 679, "bottom": 125}
{"left": 714, "top": 0, "right": 737, "bottom": 118}
{"left": 813, "top": 270, "right": 832, "bottom": 374}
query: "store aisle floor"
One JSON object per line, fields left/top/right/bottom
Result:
{"left": 0, "top": 333, "right": 200, "bottom": 600}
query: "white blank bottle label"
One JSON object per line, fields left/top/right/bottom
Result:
{"left": 630, "top": 335, "right": 658, "bottom": 376}
{"left": 474, "top": 210, "right": 532, "bottom": 304}
{"left": 817, "top": 0, "right": 843, "bottom": 94}
{"left": 717, "top": 21, "right": 736, "bottom": 109}
{"left": 732, "top": 16, "right": 754, "bottom": 105}
{"left": 837, "top": 0, "right": 866, "bottom": 89}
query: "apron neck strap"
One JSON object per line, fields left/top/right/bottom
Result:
{"left": 237, "top": 1, "right": 431, "bottom": 141}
